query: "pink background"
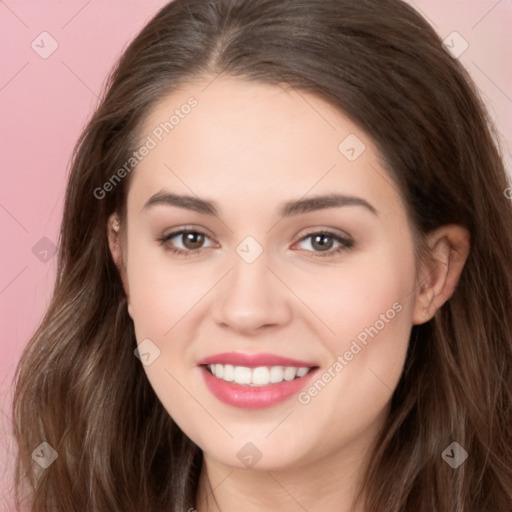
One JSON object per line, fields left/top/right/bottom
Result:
{"left": 1, "top": 0, "right": 511, "bottom": 508}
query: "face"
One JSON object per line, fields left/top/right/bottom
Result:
{"left": 110, "top": 76, "right": 423, "bottom": 471}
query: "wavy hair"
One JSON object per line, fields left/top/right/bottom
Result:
{"left": 11, "top": 0, "right": 512, "bottom": 510}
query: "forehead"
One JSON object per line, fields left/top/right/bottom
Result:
{"left": 138, "top": 76, "right": 358, "bottom": 155}
{"left": 128, "top": 76, "right": 403, "bottom": 220}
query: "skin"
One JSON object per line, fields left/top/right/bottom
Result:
{"left": 107, "top": 76, "right": 470, "bottom": 512}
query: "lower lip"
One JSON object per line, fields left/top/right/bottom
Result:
{"left": 199, "top": 366, "right": 318, "bottom": 409}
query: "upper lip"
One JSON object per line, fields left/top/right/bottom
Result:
{"left": 197, "top": 352, "right": 318, "bottom": 368}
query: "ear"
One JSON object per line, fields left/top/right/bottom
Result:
{"left": 412, "top": 224, "right": 470, "bottom": 325}
{"left": 107, "top": 213, "right": 133, "bottom": 319}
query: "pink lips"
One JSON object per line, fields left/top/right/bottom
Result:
{"left": 197, "top": 351, "right": 319, "bottom": 409}
{"left": 197, "top": 352, "right": 317, "bottom": 368}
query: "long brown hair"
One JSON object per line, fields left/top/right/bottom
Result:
{"left": 11, "top": 0, "right": 512, "bottom": 510}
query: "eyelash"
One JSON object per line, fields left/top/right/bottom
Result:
{"left": 156, "top": 229, "right": 354, "bottom": 258}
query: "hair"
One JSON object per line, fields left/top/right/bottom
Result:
{"left": 10, "top": 0, "right": 512, "bottom": 510}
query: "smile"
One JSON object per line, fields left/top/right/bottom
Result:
{"left": 199, "top": 364, "right": 319, "bottom": 409}
{"left": 205, "top": 363, "right": 313, "bottom": 386}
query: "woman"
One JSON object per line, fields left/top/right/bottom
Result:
{"left": 11, "top": 0, "right": 512, "bottom": 510}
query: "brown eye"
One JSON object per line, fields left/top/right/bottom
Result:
{"left": 293, "top": 230, "right": 354, "bottom": 258}
{"left": 181, "top": 231, "right": 205, "bottom": 250}
{"left": 157, "top": 229, "right": 216, "bottom": 257}
{"left": 310, "top": 233, "right": 335, "bottom": 251}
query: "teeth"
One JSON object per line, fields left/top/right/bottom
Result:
{"left": 234, "top": 366, "right": 252, "bottom": 385}
{"left": 206, "top": 364, "right": 312, "bottom": 386}
{"left": 222, "top": 364, "right": 234, "bottom": 382}
{"left": 252, "top": 366, "right": 270, "bottom": 385}
{"left": 270, "top": 366, "right": 284, "bottom": 383}
{"left": 283, "top": 367, "right": 297, "bottom": 381}
{"left": 296, "top": 367, "right": 310, "bottom": 377}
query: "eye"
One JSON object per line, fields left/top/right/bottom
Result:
{"left": 157, "top": 229, "right": 216, "bottom": 257}
{"left": 156, "top": 228, "right": 354, "bottom": 258}
{"left": 292, "top": 230, "right": 354, "bottom": 257}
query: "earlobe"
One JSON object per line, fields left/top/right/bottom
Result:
{"left": 107, "top": 213, "right": 132, "bottom": 316}
{"left": 412, "top": 225, "right": 470, "bottom": 325}
{"left": 107, "top": 213, "right": 123, "bottom": 269}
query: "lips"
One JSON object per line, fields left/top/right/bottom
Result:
{"left": 197, "top": 352, "right": 317, "bottom": 368}
{"left": 196, "top": 352, "right": 319, "bottom": 408}
{"left": 199, "top": 364, "right": 319, "bottom": 409}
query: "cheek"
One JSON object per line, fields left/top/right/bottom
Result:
{"left": 284, "top": 240, "right": 416, "bottom": 345}
{"left": 125, "top": 242, "right": 211, "bottom": 336}
{"left": 327, "top": 242, "right": 416, "bottom": 402}
{"left": 287, "top": 237, "right": 417, "bottom": 411}
{"left": 124, "top": 246, "right": 206, "bottom": 432}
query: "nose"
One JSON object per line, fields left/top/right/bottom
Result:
{"left": 211, "top": 252, "right": 293, "bottom": 335}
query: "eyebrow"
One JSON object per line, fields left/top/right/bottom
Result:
{"left": 142, "top": 190, "right": 378, "bottom": 217}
